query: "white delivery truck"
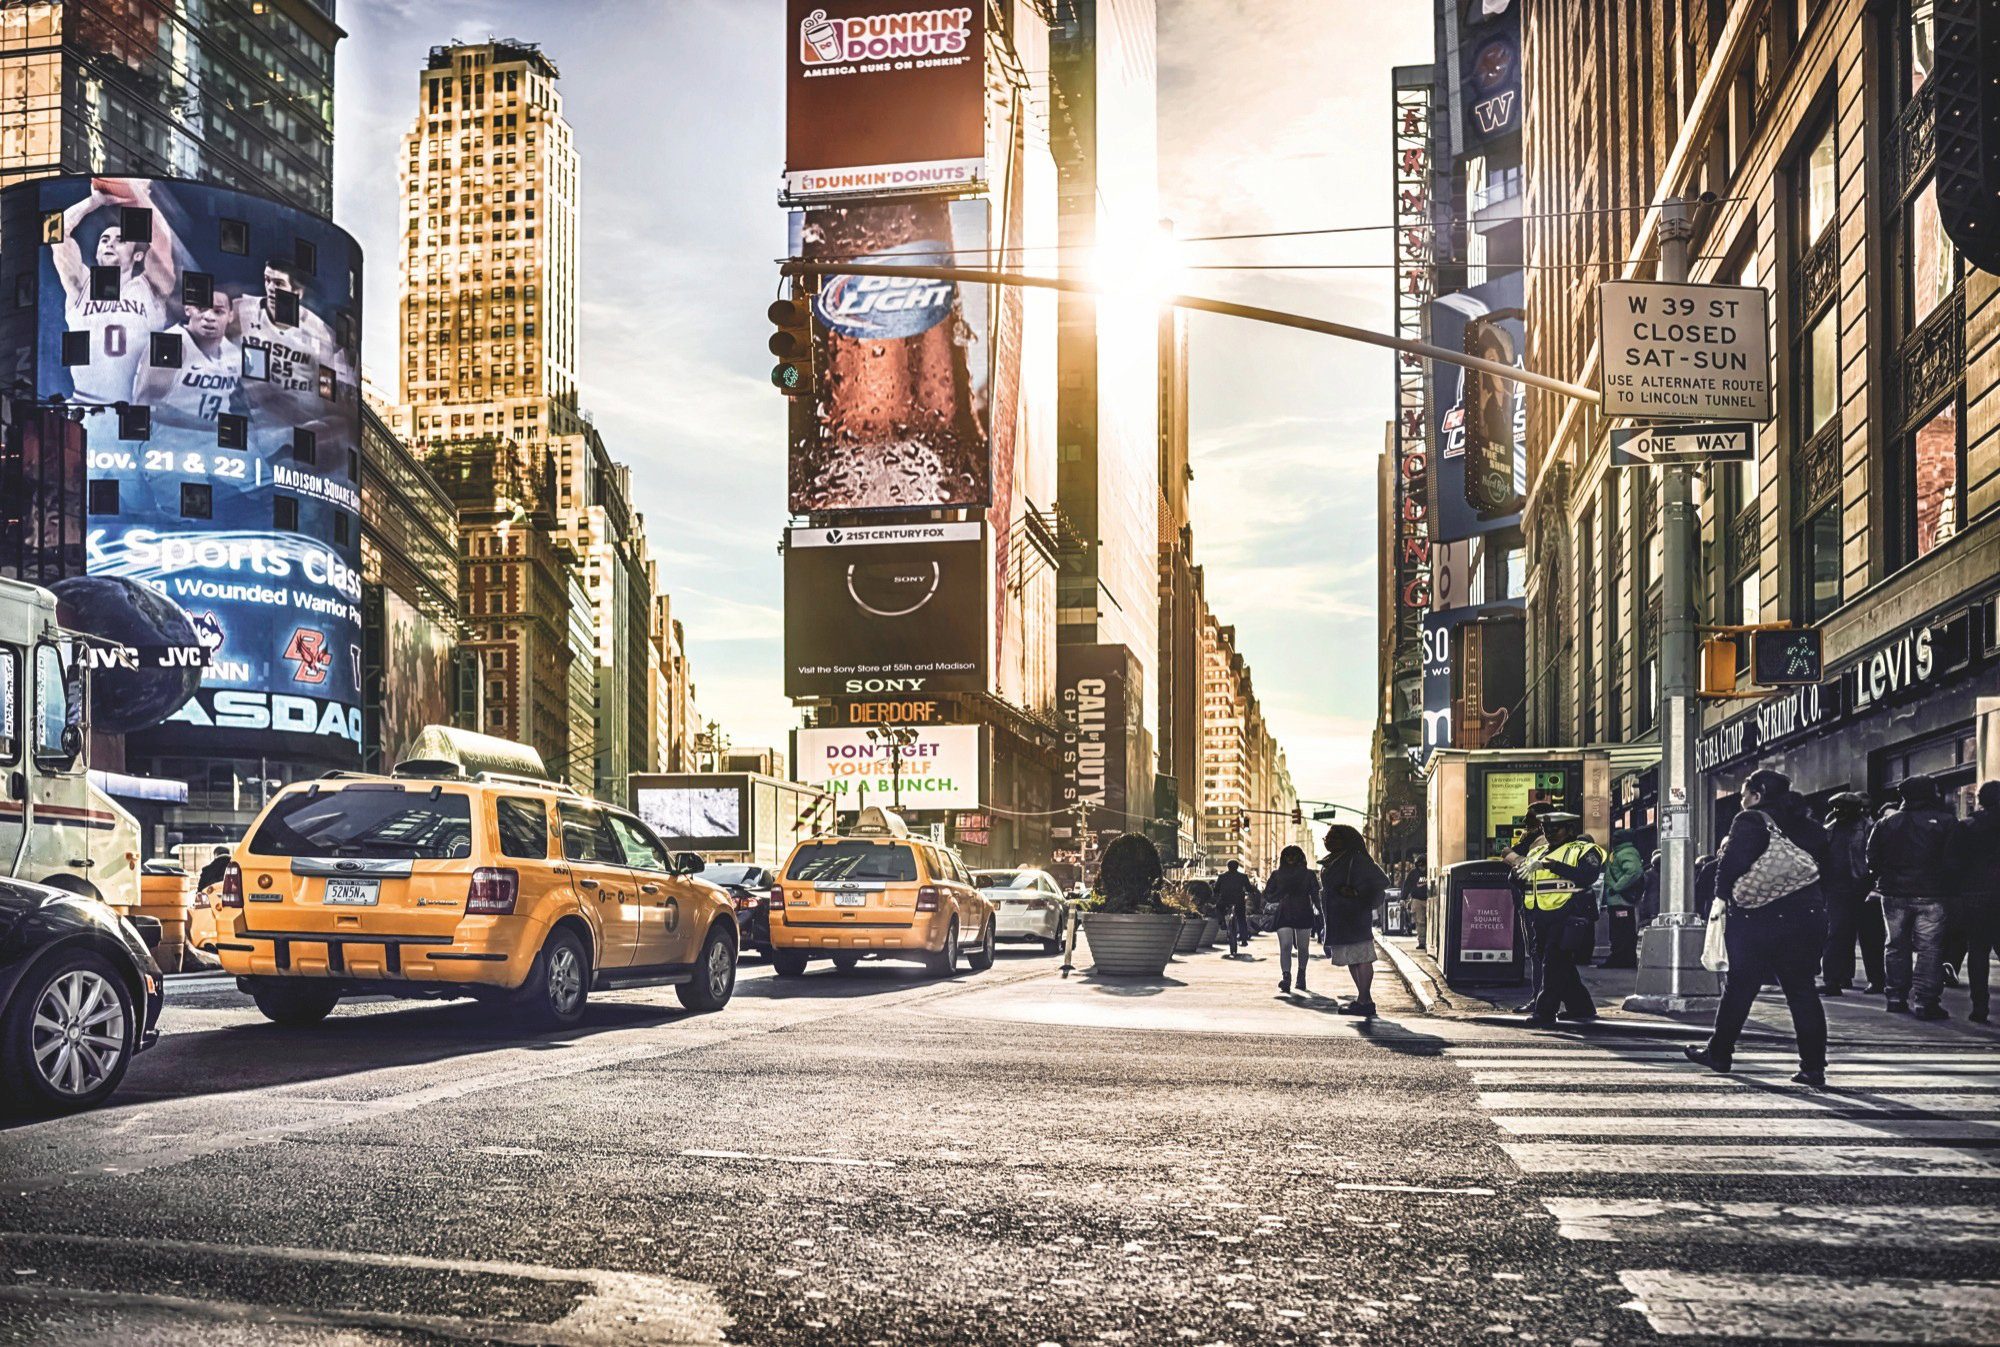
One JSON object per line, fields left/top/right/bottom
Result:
{"left": 0, "top": 576, "right": 143, "bottom": 907}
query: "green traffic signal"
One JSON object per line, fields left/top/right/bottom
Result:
{"left": 766, "top": 294, "right": 816, "bottom": 398}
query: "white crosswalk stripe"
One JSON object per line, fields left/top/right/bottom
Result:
{"left": 1448, "top": 1032, "right": 2000, "bottom": 1341}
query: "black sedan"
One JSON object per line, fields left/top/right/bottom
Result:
{"left": 0, "top": 876, "right": 163, "bottom": 1115}
{"left": 703, "top": 863, "right": 777, "bottom": 956}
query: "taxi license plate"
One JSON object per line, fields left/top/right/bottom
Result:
{"left": 323, "top": 879, "right": 379, "bottom": 906}
{"left": 831, "top": 892, "right": 867, "bottom": 908}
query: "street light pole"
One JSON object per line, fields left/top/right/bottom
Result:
{"left": 1629, "top": 196, "right": 1721, "bottom": 1013}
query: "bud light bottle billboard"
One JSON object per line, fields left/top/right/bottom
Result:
{"left": 787, "top": 198, "right": 991, "bottom": 513}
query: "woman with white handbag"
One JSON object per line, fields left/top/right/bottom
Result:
{"left": 1684, "top": 769, "right": 1833, "bottom": 1088}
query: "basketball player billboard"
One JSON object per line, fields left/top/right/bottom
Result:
{"left": 784, "top": 1, "right": 986, "bottom": 200}
{"left": 786, "top": 199, "right": 992, "bottom": 513}
{"left": 0, "top": 176, "right": 365, "bottom": 762}
{"left": 783, "top": 522, "right": 989, "bottom": 699}
{"left": 1428, "top": 271, "right": 1526, "bottom": 543}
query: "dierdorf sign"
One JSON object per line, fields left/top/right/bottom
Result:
{"left": 1598, "top": 280, "right": 1772, "bottom": 422}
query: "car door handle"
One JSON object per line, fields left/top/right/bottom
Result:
{"left": 578, "top": 877, "right": 600, "bottom": 889}
{"left": 640, "top": 884, "right": 660, "bottom": 895}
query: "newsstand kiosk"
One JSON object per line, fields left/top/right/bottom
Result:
{"left": 1440, "top": 859, "right": 1525, "bottom": 986}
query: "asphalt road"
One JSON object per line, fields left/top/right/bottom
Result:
{"left": 0, "top": 942, "right": 1994, "bottom": 1346}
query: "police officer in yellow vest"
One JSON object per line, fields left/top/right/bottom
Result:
{"left": 1515, "top": 811, "right": 1607, "bottom": 1027}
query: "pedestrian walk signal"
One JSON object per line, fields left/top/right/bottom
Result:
{"left": 1752, "top": 627, "right": 1822, "bottom": 687}
{"left": 768, "top": 295, "right": 816, "bottom": 397}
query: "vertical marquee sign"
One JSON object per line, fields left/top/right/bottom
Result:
{"left": 1392, "top": 78, "right": 1434, "bottom": 648}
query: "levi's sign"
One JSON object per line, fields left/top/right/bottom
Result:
{"left": 1610, "top": 422, "right": 1756, "bottom": 468}
{"left": 1598, "top": 281, "right": 1772, "bottom": 422}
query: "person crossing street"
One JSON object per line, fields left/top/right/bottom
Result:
{"left": 1514, "top": 811, "right": 1606, "bottom": 1028}
{"left": 1819, "top": 791, "right": 1882, "bottom": 996}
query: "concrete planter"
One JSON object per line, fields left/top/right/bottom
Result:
{"left": 1199, "top": 916, "right": 1219, "bottom": 949}
{"left": 1173, "top": 915, "right": 1206, "bottom": 954}
{"left": 1079, "top": 912, "right": 1183, "bottom": 977}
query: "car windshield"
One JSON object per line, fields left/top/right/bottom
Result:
{"left": 973, "top": 871, "right": 1038, "bottom": 890}
{"left": 248, "top": 787, "right": 475, "bottom": 860}
{"left": 704, "top": 864, "right": 761, "bottom": 887}
{"left": 786, "top": 842, "right": 917, "bottom": 883}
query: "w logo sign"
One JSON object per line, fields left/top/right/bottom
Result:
{"left": 1472, "top": 92, "right": 1517, "bottom": 135}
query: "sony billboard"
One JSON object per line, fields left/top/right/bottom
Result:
{"left": 784, "top": 521, "right": 989, "bottom": 699}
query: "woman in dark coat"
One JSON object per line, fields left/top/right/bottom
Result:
{"left": 1320, "top": 825, "right": 1390, "bottom": 1016}
{"left": 1264, "top": 846, "right": 1320, "bottom": 996}
{"left": 1686, "top": 768, "right": 1832, "bottom": 1087}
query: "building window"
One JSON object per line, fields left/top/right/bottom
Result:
{"left": 1789, "top": 113, "right": 1841, "bottom": 622}
{"left": 274, "top": 496, "right": 299, "bottom": 531}
{"left": 87, "top": 480, "right": 119, "bottom": 515}
{"left": 180, "top": 483, "right": 212, "bottom": 520}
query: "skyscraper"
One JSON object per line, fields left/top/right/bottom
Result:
{"left": 0, "top": 0, "right": 342, "bottom": 214}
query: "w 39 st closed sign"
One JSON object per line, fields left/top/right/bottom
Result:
{"left": 1598, "top": 280, "right": 1772, "bottom": 422}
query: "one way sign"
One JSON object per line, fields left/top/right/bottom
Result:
{"left": 1610, "top": 422, "right": 1757, "bottom": 468}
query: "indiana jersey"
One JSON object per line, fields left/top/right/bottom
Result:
{"left": 64, "top": 272, "right": 165, "bottom": 404}
{"left": 150, "top": 326, "right": 244, "bottom": 430}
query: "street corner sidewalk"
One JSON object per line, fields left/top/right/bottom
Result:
{"left": 924, "top": 933, "right": 1418, "bottom": 1037}
{"left": 1377, "top": 932, "right": 2000, "bottom": 1050}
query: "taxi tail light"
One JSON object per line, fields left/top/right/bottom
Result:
{"left": 220, "top": 862, "right": 243, "bottom": 909}
{"left": 769, "top": 886, "right": 786, "bottom": 911}
{"left": 916, "top": 885, "right": 943, "bottom": 912}
{"left": 467, "top": 867, "right": 519, "bottom": 916}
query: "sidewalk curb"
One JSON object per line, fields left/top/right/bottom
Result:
{"left": 1374, "top": 934, "right": 1445, "bottom": 1012}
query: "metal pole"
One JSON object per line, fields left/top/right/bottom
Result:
{"left": 1629, "top": 197, "right": 1720, "bottom": 1013}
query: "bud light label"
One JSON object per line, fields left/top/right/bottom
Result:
{"left": 816, "top": 240, "right": 958, "bottom": 340}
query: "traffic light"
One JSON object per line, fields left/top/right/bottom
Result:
{"left": 1291, "top": 805, "right": 1304, "bottom": 826}
{"left": 768, "top": 294, "right": 816, "bottom": 397}
{"left": 1751, "top": 627, "right": 1823, "bottom": 687}
{"left": 1701, "top": 637, "right": 1738, "bottom": 698}
{"left": 1935, "top": 1, "right": 2000, "bottom": 273}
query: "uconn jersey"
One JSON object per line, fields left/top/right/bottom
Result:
{"left": 65, "top": 273, "right": 164, "bottom": 404}
{"left": 151, "top": 327, "right": 244, "bottom": 430}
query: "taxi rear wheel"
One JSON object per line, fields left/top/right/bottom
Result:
{"left": 966, "top": 919, "right": 996, "bottom": 972}
{"left": 831, "top": 954, "right": 860, "bottom": 972}
{"left": 512, "top": 929, "right": 589, "bottom": 1030}
{"left": 770, "top": 949, "right": 810, "bottom": 979}
{"left": 676, "top": 924, "right": 737, "bottom": 1013}
{"left": 247, "top": 977, "right": 340, "bottom": 1027}
{"left": 923, "top": 920, "right": 960, "bottom": 979}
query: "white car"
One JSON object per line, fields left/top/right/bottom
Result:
{"left": 971, "top": 868, "right": 1068, "bottom": 952}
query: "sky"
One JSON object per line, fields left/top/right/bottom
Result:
{"left": 333, "top": 0, "right": 1431, "bottom": 816}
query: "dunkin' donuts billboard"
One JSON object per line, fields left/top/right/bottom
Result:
{"left": 784, "top": 1, "right": 985, "bottom": 199}
{"left": 787, "top": 199, "right": 992, "bottom": 513}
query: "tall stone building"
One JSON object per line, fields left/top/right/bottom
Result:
{"left": 1519, "top": 0, "right": 2000, "bottom": 847}
{"left": 394, "top": 38, "right": 681, "bottom": 794}
{"left": 0, "top": 0, "right": 342, "bottom": 212}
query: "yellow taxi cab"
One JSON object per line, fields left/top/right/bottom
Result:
{"left": 769, "top": 807, "right": 995, "bottom": 979}
{"left": 213, "top": 727, "right": 739, "bottom": 1029}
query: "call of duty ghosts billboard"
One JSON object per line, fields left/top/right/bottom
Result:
{"left": 0, "top": 176, "right": 365, "bottom": 761}
{"left": 787, "top": 199, "right": 992, "bottom": 513}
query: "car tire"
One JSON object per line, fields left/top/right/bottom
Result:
{"left": 247, "top": 977, "right": 342, "bottom": 1027}
{"left": 831, "top": 954, "right": 860, "bottom": 973}
{"left": 676, "top": 923, "right": 738, "bottom": 1013}
{"left": 1040, "top": 935, "right": 1063, "bottom": 954}
{"left": 510, "top": 928, "right": 589, "bottom": 1031}
{"left": 770, "top": 949, "right": 810, "bottom": 979}
{"left": 966, "top": 920, "right": 996, "bottom": 972}
{"left": 1, "top": 948, "right": 135, "bottom": 1116}
{"left": 923, "top": 919, "right": 960, "bottom": 979}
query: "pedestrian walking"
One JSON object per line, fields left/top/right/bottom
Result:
{"left": 196, "top": 844, "right": 231, "bottom": 891}
{"left": 1686, "top": 769, "right": 1830, "bottom": 1086}
{"left": 1265, "top": 846, "right": 1320, "bottom": 996}
{"left": 1946, "top": 780, "right": 2000, "bottom": 1024}
{"left": 1818, "top": 791, "right": 1883, "bottom": 996}
{"left": 1320, "top": 825, "right": 1389, "bottom": 1016}
{"left": 1869, "top": 775, "right": 1958, "bottom": 1019}
{"left": 1603, "top": 830, "right": 1645, "bottom": 969}
{"left": 1513, "top": 812, "right": 1606, "bottom": 1027}
{"left": 1214, "top": 861, "right": 1255, "bottom": 955}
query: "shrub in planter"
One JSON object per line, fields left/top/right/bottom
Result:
{"left": 1077, "top": 834, "right": 1182, "bottom": 975}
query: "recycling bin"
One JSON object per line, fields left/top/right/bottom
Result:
{"left": 1441, "top": 858, "right": 1526, "bottom": 986}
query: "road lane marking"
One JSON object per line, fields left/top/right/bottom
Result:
{"left": 0, "top": 1230, "right": 729, "bottom": 1346}
{"left": 679, "top": 1149, "right": 894, "bottom": 1169}
{"left": 1494, "top": 1115, "right": 2000, "bottom": 1139}
{"left": 1544, "top": 1199, "right": 2000, "bottom": 1247}
{"left": 1617, "top": 1269, "right": 2000, "bottom": 1342}
{"left": 1479, "top": 1091, "right": 2000, "bottom": 1112}
{"left": 1454, "top": 1058, "right": 2000, "bottom": 1074}
{"left": 1470, "top": 1070, "right": 1996, "bottom": 1088}
{"left": 1448, "top": 1049, "right": 1993, "bottom": 1064}
{"left": 1502, "top": 1143, "right": 2000, "bottom": 1177}
{"left": 1332, "top": 1182, "right": 1496, "bottom": 1196}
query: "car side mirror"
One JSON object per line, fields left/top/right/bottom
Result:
{"left": 674, "top": 852, "right": 704, "bottom": 875}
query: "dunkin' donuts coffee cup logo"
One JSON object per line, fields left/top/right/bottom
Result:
{"left": 799, "top": 6, "right": 975, "bottom": 66}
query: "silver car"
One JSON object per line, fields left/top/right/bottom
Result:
{"left": 971, "top": 868, "right": 1068, "bottom": 951}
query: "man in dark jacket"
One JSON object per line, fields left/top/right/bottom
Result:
{"left": 1819, "top": 792, "right": 1882, "bottom": 995}
{"left": 1213, "top": 861, "right": 1256, "bottom": 953}
{"left": 1868, "top": 775, "right": 1959, "bottom": 1018}
{"left": 1948, "top": 781, "right": 2000, "bottom": 1023}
